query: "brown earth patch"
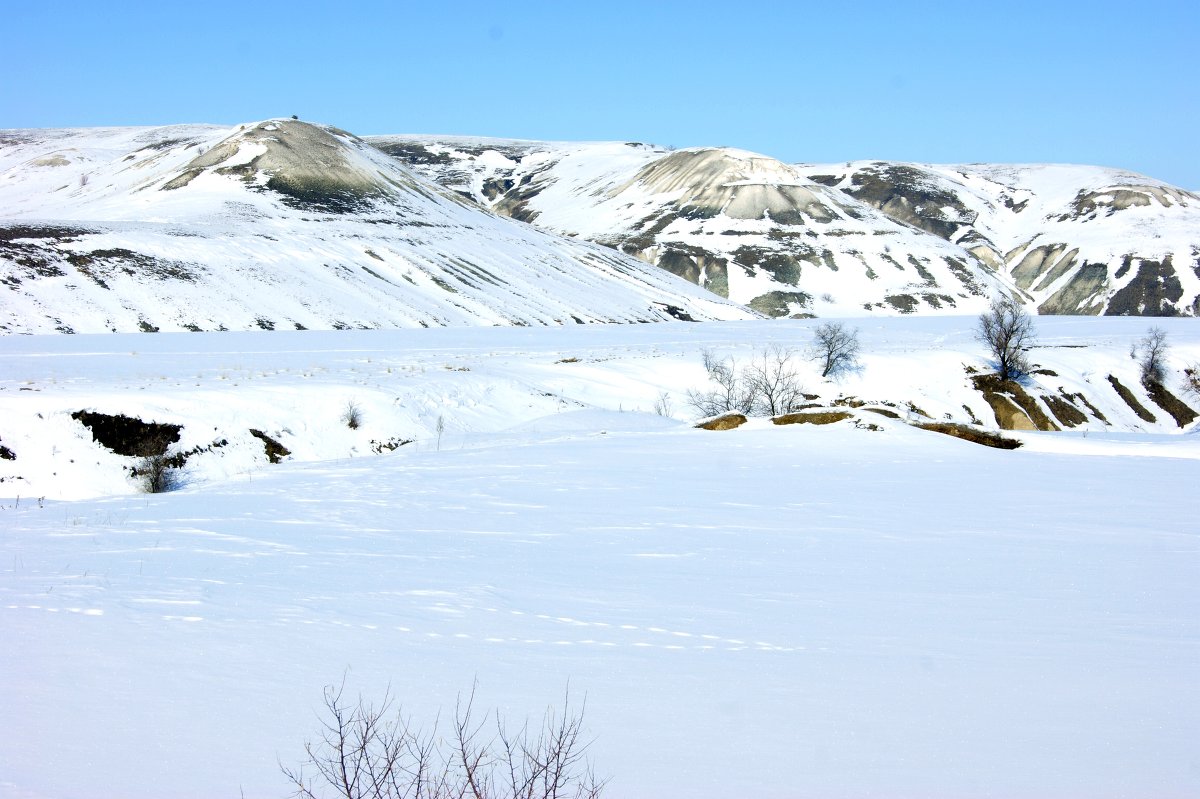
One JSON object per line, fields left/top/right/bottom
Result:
{"left": 971, "top": 374, "right": 1059, "bottom": 431}
{"left": 773, "top": 411, "right": 853, "bottom": 426}
{"left": 1142, "top": 380, "right": 1198, "bottom": 428}
{"left": 696, "top": 413, "right": 747, "bottom": 431}
{"left": 916, "top": 422, "right": 1022, "bottom": 449}
{"left": 1106, "top": 375, "right": 1156, "bottom": 423}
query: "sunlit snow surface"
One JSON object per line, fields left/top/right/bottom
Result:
{"left": 2, "top": 318, "right": 1198, "bottom": 799}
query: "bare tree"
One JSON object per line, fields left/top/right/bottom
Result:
{"left": 1134, "top": 327, "right": 1170, "bottom": 384}
{"left": 743, "top": 345, "right": 805, "bottom": 416}
{"left": 686, "top": 349, "right": 754, "bottom": 417}
{"left": 282, "top": 682, "right": 604, "bottom": 799}
{"left": 976, "top": 297, "right": 1036, "bottom": 381}
{"left": 810, "top": 322, "right": 861, "bottom": 379}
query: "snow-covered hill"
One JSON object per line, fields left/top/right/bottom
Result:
{"left": 376, "top": 136, "right": 1200, "bottom": 317}
{"left": 801, "top": 161, "right": 1200, "bottom": 315}
{"left": 0, "top": 121, "right": 755, "bottom": 334}
{"left": 2, "top": 318, "right": 1198, "bottom": 799}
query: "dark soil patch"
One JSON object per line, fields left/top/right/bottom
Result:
{"left": 370, "top": 436, "right": 414, "bottom": 454}
{"left": 0, "top": 224, "right": 93, "bottom": 243}
{"left": 1063, "top": 390, "right": 1108, "bottom": 424}
{"left": 71, "top": 411, "right": 181, "bottom": 456}
{"left": 1142, "top": 380, "right": 1197, "bottom": 428}
{"left": 916, "top": 423, "right": 1022, "bottom": 449}
{"left": 1041, "top": 394, "right": 1089, "bottom": 428}
{"left": 1105, "top": 375, "right": 1156, "bottom": 423}
{"left": 249, "top": 429, "right": 291, "bottom": 463}
{"left": 0, "top": 441, "right": 14, "bottom": 460}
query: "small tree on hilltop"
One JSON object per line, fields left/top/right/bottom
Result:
{"left": 810, "top": 322, "right": 861, "bottom": 379}
{"left": 976, "top": 297, "right": 1036, "bottom": 381}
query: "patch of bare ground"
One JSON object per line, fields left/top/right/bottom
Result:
{"left": 695, "top": 413, "right": 747, "bottom": 431}
{"left": 1106, "top": 375, "right": 1156, "bottom": 423}
{"left": 1041, "top": 393, "right": 1089, "bottom": 428}
{"left": 971, "top": 374, "right": 1059, "bottom": 431}
{"left": 916, "top": 423, "right": 1022, "bottom": 449}
{"left": 1142, "top": 380, "right": 1198, "bottom": 428}
{"left": 772, "top": 411, "right": 854, "bottom": 426}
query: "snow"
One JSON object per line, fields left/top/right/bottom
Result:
{"left": 0, "top": 123, "right": 756, "bottom": 333}
{"left": 2, "top": 317, "right": 1198, "bottom": 799}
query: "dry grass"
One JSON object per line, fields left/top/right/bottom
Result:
{"left": 772, "top": 411, "right": 853, "bottom": 426}
{"left": 916, "top": 422, "right": 1022, "bottom": 449}
{"left": 695, "top": 413, "right": 748, "bottom": 430}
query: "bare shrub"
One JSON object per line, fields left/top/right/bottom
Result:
{"left": 652, "top": 392, "right": 673, "bottom": 417}
{"left": 744, "top": 345, "right": 805, "bottom": 416}
{"left": 809, "top": 322, "right": 861, "bottom": 379}
{"left": 976, "top": 297, "right": 1035, "bottom": 381}
{"left": 687, "top": 349, "right": 754, "bottom": 417}
{"left": 1184, "top": 365, "right": 1200, "bottom": 399}
{"left": 688, "top": 347, "right": 805, "bottom": 418}
{"left": 342, "top": 401, "right": 364, "bottom": 430}
{"left": 282, "top": 683, "right": 604, "bottom": 799}
{"left": 131, "top": 432, "right": 181, "bottom": 493}
{"left": 1133, "top": 327, "right": 1169, "bottom": 385}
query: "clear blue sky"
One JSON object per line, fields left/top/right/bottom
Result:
{"left": 5, "top": 0, "right": 1197, "bottom": 187}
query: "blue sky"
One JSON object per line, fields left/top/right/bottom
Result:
{"left": 5, "top": 0, "right": 1197, "bottom": 187}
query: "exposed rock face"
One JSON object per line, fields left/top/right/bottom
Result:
{"left": 162, "top": 120, "right": 398, "bottom": 211}
{"left": 802, "top": 161, "right": 1200, "bottom": 317}
{"left": 376, "top": 138, "right": 1009, "bottom": 318}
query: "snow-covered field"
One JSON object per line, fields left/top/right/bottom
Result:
{"left": 2, "top": 318, "right": 1198, "bottom": 799}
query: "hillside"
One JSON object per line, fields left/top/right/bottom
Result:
{"left": 801, "top": 161, "right": 1200, "bottom": 315}
{"left": 0, "top": 120, "right": 755, "bottom": 334}
{"left": 376, "top": 136, "right": 1200, "bottom": 317}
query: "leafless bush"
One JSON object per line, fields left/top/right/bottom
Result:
{"left": 688, "top": 347, "right": 805, "bottom": 417}
{"left": 1183, "top": 365, "right": 1200, "bottom": 399}
{"left": 342, "top": 401, "right": 364, "bottom": 430}
{"left": 131, "top": 433, "right": 180, "bottom": 493}
{"left": 134, "top": 451, "right": 179, "bottom": 493}
{"left": 652, "top": 392, "right": 673, "bottom": 417}
{"left": 282, "top": 683, "right": 605, "bottom": 799}
{"left": 976, "top": 297, "right": 1035, "bottom": 381}
{"left": 809, "top": 322, "right": 861, "bottom": 379}
{"left": 744, "top": 345, "right": 806, "bottom": 415}
{"left": 687, "top": 349, "right": 754, "bottom": 417}
{"left": 1134, "top": 327, "right": 1170, "bottom": 384}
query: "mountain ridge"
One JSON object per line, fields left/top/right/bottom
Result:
{"left": 0, "top": 120, "right": 755, "bottom": 334}
{"left": 3, "top": 119, "right": 1198, "bottom": 335}
{"left": 379, "top": 134, "right": 1200, "bottom": 318}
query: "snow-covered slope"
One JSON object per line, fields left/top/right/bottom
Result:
{"left": 0, "top": 121, "right": 756, "bottom": 333}
{"left": 801, "top": 161, "right": 1200, "bottom": 315}
{"left": 377, "top": 136, "right": 1200, "bottom": 317}
{"left": 374, "top": 136, "right": 1009, "bottom": 318}
{"left": 2, "top": 318, "right": 1198, "bottom": 799}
